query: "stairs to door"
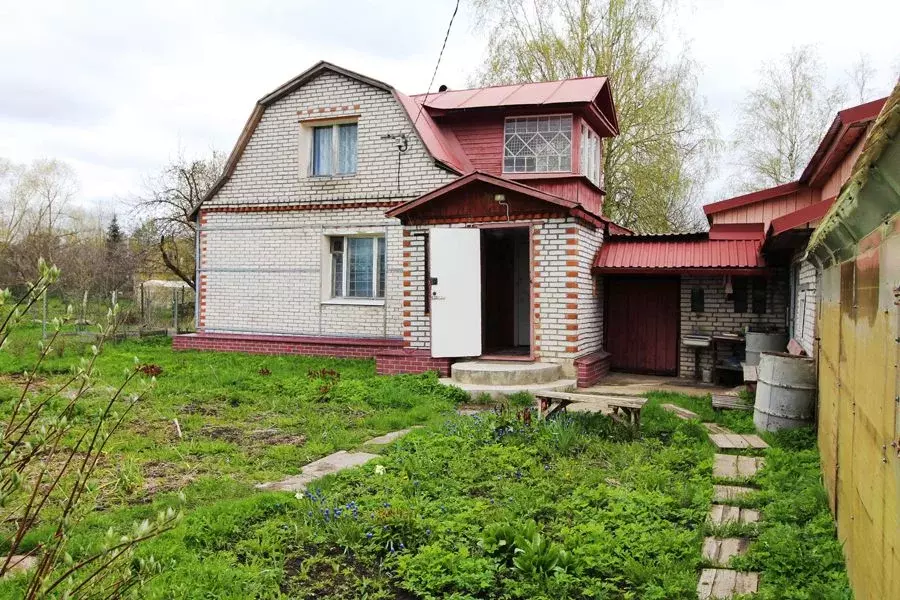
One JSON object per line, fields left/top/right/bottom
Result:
{"left": 441, "top": 360, "right": 575, "bottom": 397}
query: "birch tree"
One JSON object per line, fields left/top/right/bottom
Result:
{"left": 732, "top": 47, "right": 845, "bottom": 191}
{"left": 472, "top": 0, "right": 716, "bottom": 232}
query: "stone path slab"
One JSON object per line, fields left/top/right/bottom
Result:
{"left": 662, "top": 404, "right": 700, "bottom": 420}
{"left": 714, "top": 454, "right": 764, "bottom": 479}
{"left": 697, "top": 569, "right": 759, "bottom": 599}
{"left": 708, "top": 504, "right": 760, "bottom": 525}
{"left": 1, "top": 555, "right": 37, "bottom": 578}
{"left": 363, "top": 428, "right": 417, "bottom": 445}
{"left": 702, "top": 537, "right": 751, "bottom": 566}
{"left": 709, "top": 433, "right": 769, "bottom": 450}
{"left": 713, "top": 484, "right": 755, "bottom": 502}
{"left": 256, "top": 451, "right": 379, "bottom": 492}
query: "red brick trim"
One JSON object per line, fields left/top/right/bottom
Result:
{"left": 573, "top": 350, "right": 611, "bottom": 388}
{"left": 173, "top": 332, "right": 403, "bottom": 359}
{"left": 201, "top": 201, "right": 403, "bottom": 215}
{"left": 375, "top": 348, "right": 452, "bottom": 377}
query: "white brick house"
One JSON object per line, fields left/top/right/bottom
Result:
{"left": 178, "top": 61, "right": 885, "bottom": 387}
{"left": 178, "top": 61, "right": 624, "bottom": 385}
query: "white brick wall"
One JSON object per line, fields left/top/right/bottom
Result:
{"left": 791, "top": 259, "right": 818, "bottom": 355}
{"left": 209, "top": 70, "right": 455, "bottom": 208}
{"left": 200, "top": 207, "right": 404, "bottom": 338}
{"left": 679, "top": 273, "right": 789, "bottom": 378}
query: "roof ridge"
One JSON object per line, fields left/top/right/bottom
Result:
{"left": 408, "top": 74, "right": 609, "bottom": 98}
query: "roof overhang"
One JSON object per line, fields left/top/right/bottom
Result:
{"left": 594, "top": 267, "right": 773, "bottom": 276}
{"left": 807, "top": 84, "right": 900, "bottom": 269}
{"left": 386, "top": 171, "right": 621, "bottom": 230}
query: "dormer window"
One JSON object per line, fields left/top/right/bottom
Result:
{"left": 503, "top": 115, "right": 572, "bottom": 174}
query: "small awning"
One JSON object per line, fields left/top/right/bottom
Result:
{"left": 594, "top": 231, "right": 767, "bottom": 275}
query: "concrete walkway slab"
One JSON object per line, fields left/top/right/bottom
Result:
{"left": 708, "top": 504, "right": 760, "bottom": 525}
{"left": 256, "top": 451, "right": 379, "bottom": 492}
{"left": 580, "top": 372, "right": 735, "bottom": 398}
{"left": 713, "top": 484, "right": 755, "bottom": 502}
{"left": 1, "top": 555, "right": 37, "bottom": 578}
{"left": 363, "top": 428, "right": 418, "bottom": 445}
{"left": 702, "top": 537, "right": 751, "bottom": 566}
{"left": 697, "top": 569, "right": 759, "bottom": 599}
{"left": 440, "top": 377, "right": 576, "bottom": 398}
{"left": 714, "top": 454, "right": 764, "bottom": 479}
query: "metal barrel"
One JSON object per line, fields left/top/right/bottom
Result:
{"left": 745, "top": 332, "right": 789, "bottom": 366}
{"left": 753, "top": 352, "right": 816, "bottom": 431}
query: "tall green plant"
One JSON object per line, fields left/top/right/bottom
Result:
{"left": 0, "top": 259, "right": 181, "bottom": 599}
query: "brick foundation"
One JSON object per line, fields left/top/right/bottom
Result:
{"left": 374, "top": 348, "right": 452, "bottom": 377}
{"left": 573, "top": 350, "right": 611, "bottom": 387}
{"left": 173, "top": 332, "right": 403, "bottom": 359}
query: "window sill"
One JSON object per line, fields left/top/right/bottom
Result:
{"left": 307, "top": 173, "right": 357, "bottom": 180}
{"left": 321, "top": 298, "right": 385, "bottom": 307}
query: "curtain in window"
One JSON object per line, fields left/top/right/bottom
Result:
{"left": 347, "top": 237, "right": 374, "bottom": 297}
{"left": 337, "top": 124, "right": 357, "bottom": 174}
{"left": 312, "top": 126, "right": 333, "bottom": 175}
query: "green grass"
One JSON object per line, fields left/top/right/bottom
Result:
{"left": 0, "top": 327, "right": 849, "bottom": 598}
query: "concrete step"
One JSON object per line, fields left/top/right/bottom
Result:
{"left": 441, "top": 377, "right": 576, "bottom": 398}
{"left": 451, "top": 360, "right": 562, "bottom": 386}
{"left": 713, "top": 484, "right": 755, "bottom": 502}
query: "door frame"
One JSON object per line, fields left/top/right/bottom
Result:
{"left": 474, "top": 223, "right": 535, "bottom": 362}
{"left": 603, "top": 275, "right": 681, "bottom": 375}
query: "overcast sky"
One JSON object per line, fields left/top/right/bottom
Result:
{"left": 1, "top": 0, "right": 898, "bottom": 227}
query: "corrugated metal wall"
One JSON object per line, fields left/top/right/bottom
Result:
{"left": 816, "top": 214, "right": 900, "bottom": 600}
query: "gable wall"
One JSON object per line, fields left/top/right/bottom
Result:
{"left": 209, "top": 70, "right": 456, "bottom": 208}
{"left": 709, "top": 187, "right": 821, "bottom": 231}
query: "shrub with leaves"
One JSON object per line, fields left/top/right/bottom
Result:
{"left": 0, "top": 260, "right": 181, "bottom": 599}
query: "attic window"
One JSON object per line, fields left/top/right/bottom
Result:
{"left": 503, "top": 115, "right": 572, "bottom": 174}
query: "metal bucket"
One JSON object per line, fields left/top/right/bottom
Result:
{"left": 745, "top": 332, "right": 789, "bottom": 366}
{"left": 753, "top": 352, "right": 816, "bottom": 431}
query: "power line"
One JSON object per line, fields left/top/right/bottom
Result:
{"left": 413, "top": 0, "right": 460, "bottom": 126}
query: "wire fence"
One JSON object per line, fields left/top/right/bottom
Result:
{"left": 29, "top": 281, "right": 195, "bottom": 341}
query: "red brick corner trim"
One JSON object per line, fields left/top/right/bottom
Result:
{"left": 573, "top": 350, "right": 611, "bottom": 388}
{"left": 375, "top": 348, "right": 452, "bottom": 377}
{"left": 173, "top": 332, "right": 404, "bottom": 359}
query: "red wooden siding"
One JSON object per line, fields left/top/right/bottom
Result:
{"left": 605, "top": 277, "right": 680, "bottom": 375}
{"left": 710, "top": 187, "right": 819, "bottom": 231}
{"left": 448, "top": 117, "right": 504, "bottom": 174}
{"left": 528, "top": 178, "right": 603, "bottom": 215}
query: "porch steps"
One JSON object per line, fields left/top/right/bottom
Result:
{"left": 450, "top": 360, "right": 562, "bottom": 386}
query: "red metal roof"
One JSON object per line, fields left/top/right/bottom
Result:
{"left": 394, "top": 90, "right": 471, "bottom": 173}
{"left": 413, "top": 77, "right": 609, "bottom": 110}
{"left": 594, "top": 234, "right": 766, "bottom": 274}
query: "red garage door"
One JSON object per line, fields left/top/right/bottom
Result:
{"left": 605, "top": 277, "right": 680, "bottom": 375}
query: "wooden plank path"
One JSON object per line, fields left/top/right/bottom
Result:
{"left": 712, "top": 395, "right": 753, "bottom": 411}
{"left": 697, "top": 421, "right": 766, "bottom": 597}
{"left": 708, "top": 433, "right": 768, "bottom": 450}
{"left": 713, "top": 454, "right": 764, "bottom": 479}
{"left": 698, "top": 569, "right": 759, "bottom": 599}
{"left": 708, "top": 504, "right": 760, "bottom": 525}
{"left": 662, "top": 403, "right": 700, "bottom": 420}
{"left": 702, "top": 537, "right": 752, "bottom": 566}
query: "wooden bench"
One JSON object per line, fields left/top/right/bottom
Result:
{"left": 712, "top": 394, "right": 753, "bottom": 411}
{"left": 533, "top": 391, "right": 647, "bottom": 430}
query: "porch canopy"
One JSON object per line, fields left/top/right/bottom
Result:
{"left": 593, "top": 224, "right": 769, "bottom": 275}
{"left": 386, "top": 171, "right": 629, "bottom": 232}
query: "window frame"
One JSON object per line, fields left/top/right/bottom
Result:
{"left": 579, "top": 122, "right": 603, "bottom": 187}
{"left": 327, "top": 235, "right": 385, "bottom": 301}
{"left": 308, "top": 120, "right": 358, "bottom": 178}
{"left": 502, "top": 114, "right": 573, "bottom": 175}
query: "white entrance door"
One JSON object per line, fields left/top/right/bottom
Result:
{"left": 430, "top": 228, "right": 482, "bottom": 358}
